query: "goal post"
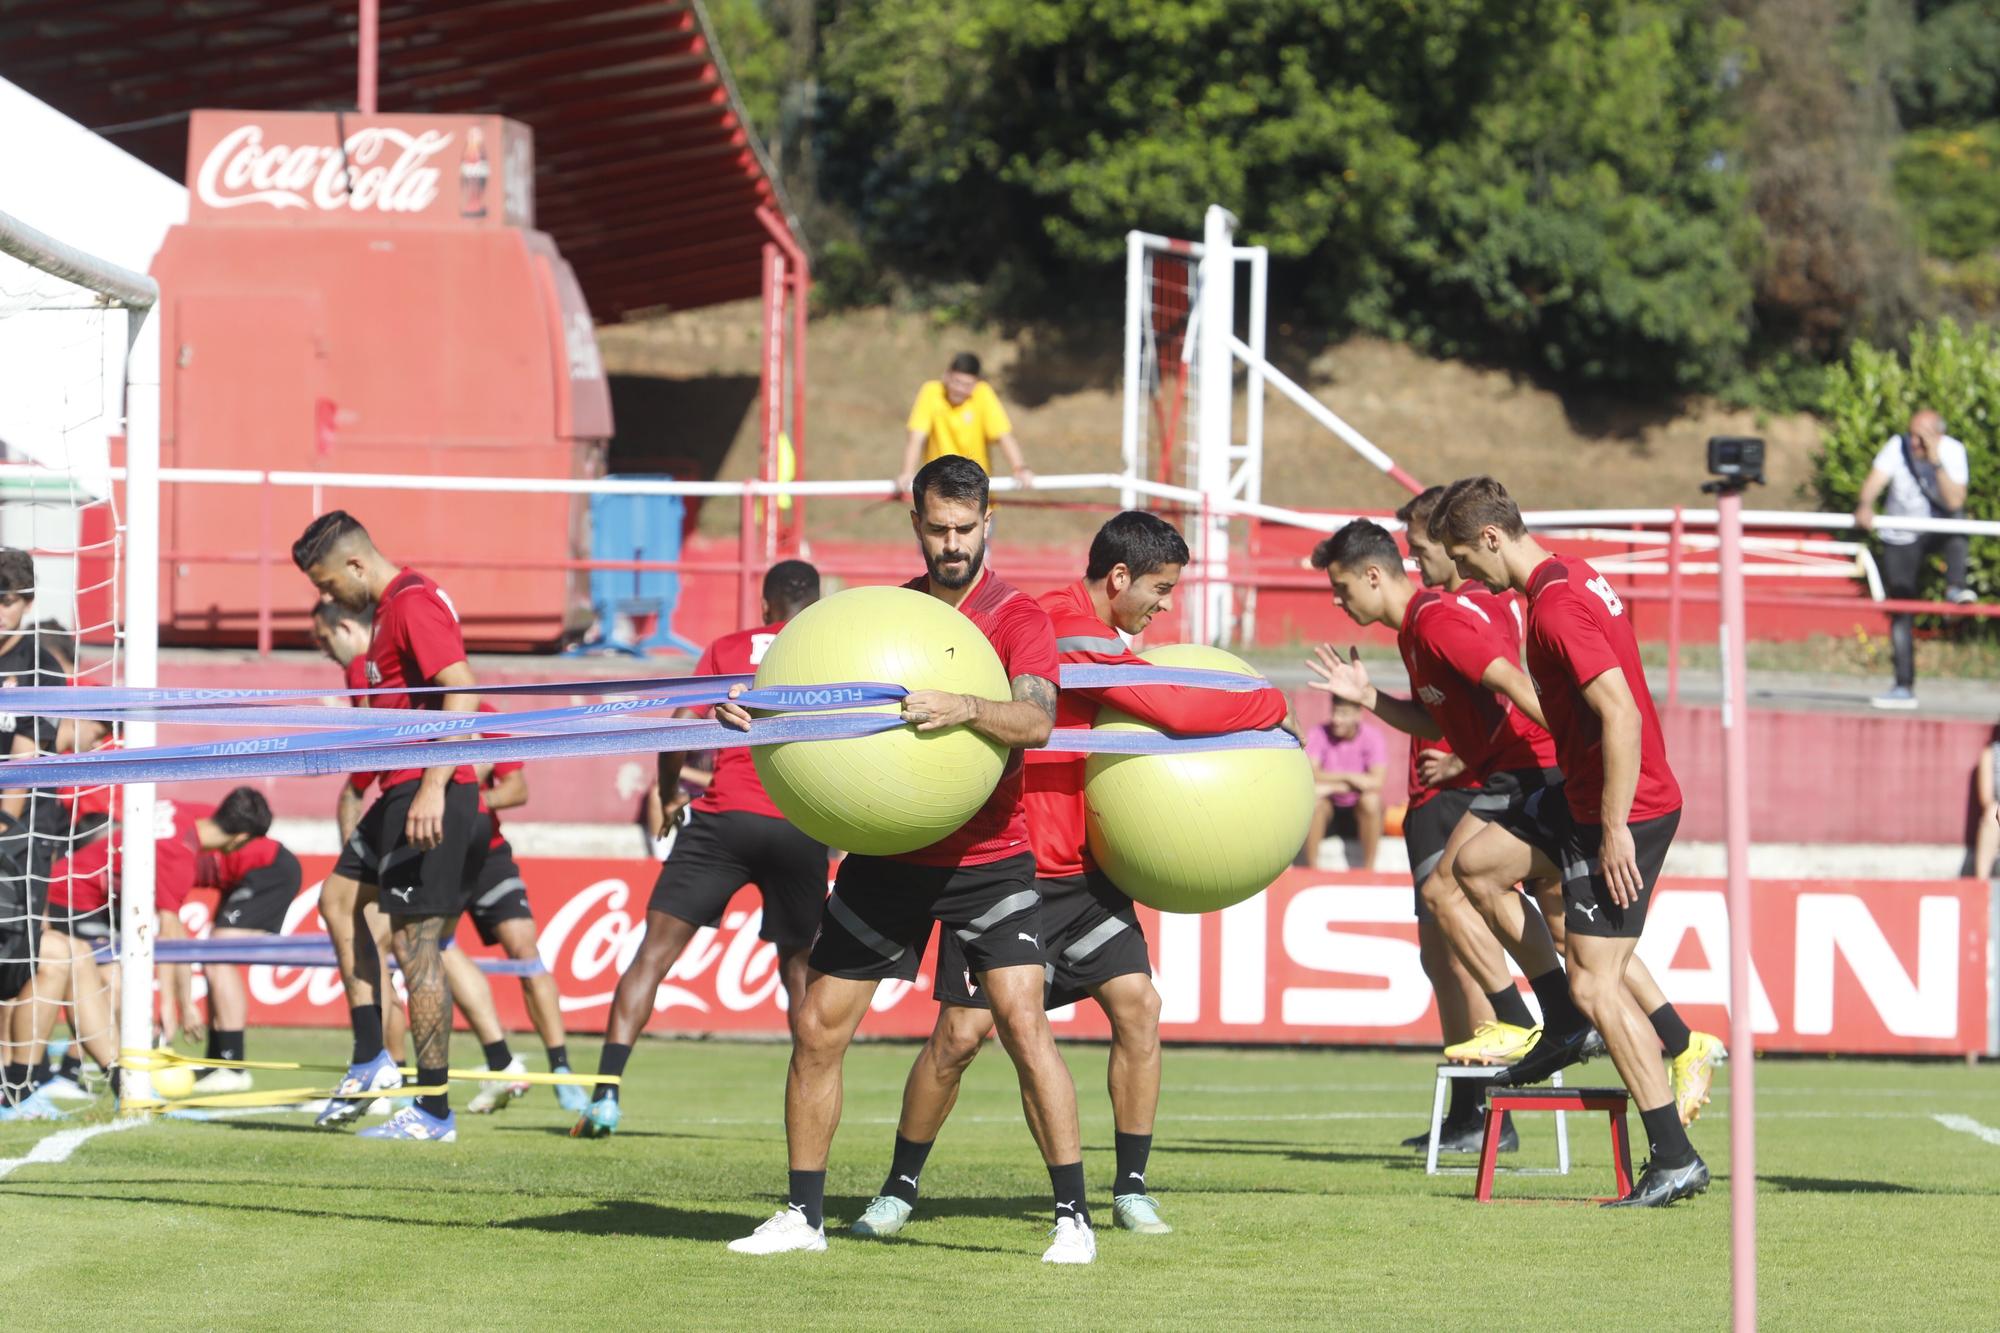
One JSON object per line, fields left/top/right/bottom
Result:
{"left": 0, "top": 204, "right": 160, "bottom": 1107}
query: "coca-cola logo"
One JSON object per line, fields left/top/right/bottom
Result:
{"left": 197, "top": 124, "right": 454, "bottom": 215}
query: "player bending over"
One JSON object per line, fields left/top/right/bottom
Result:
{"left": 574, "top": 560, "right": 826, "bottom": 1139}
{"left": 1433, "top": 477, "right": 1710, "bottom": 1206}
{"left": 724, "top": 457, "right": 1093, "bottom": 1263}
{"left": 295, "top": 512, "right": 481, "bottom": 1142}
{"left": 850, "top": 511, "right": 1288, "bottom": 1240}
{"left": 187, "top": 819, "right": 305, "bottom": 1096}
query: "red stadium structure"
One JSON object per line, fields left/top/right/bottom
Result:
{"left": 3, "top": 0, "right": 808, "bottom": 648}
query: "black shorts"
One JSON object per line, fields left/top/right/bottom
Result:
{"left": 47, "top": 902, "right": 113, "bottom": 943}
{"left": 330, "top": 779, "right": 482, "bottom": 919}
{"left": 1403, "top": 788, "right": 1479, "bottom": 915}
{"left": 1516, "top": 786, "right": 1680, "bottom": 939}
{"left": 935, "top": 870, "right": 1150, "bottom": 1010}
{"left": 0, "top": 927, "right": 33, "bottom": 1000}
{"left": 650, "top": 807, "right": 829, "bottom": 951}
{"left": 811, "top": 852, "right": 1043, "bottom": 984}
{"left": 213, "top": 847, "right": 303, "bottom": 934}
{"left": 464, "top": 837, "right": 535, "bottom": 946}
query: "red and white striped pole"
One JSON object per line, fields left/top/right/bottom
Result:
{"left": 1717, "top": 476, "right": 1757, "bottom": 1331}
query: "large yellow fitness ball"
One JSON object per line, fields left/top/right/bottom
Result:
{"left": 751, "top": 585, "right": 1012, "bottom": 856}
{"left": 1085, "top": 643, "right": 1312, "bottom": 913}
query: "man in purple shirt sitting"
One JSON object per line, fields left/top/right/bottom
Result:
{"left": 1301, "top": 699, "right": 1388, "bottom": 870}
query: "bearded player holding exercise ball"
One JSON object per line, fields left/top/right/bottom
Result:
{"left": 723, "top": 455, "right": 1095, "bottom": 1263}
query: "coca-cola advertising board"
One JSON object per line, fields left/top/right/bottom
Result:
{"left": 177, "top": 863, "right": 1995, "bottom": 1057}
{"left": 185, "top": 110, "right": 534, "bottom": 228}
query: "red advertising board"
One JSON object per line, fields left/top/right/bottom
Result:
{"left": 176, "top": 862, "right": 1994, "bottom": 1058}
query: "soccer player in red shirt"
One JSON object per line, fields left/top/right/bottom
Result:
{"left": 572, "top": 560, "right": 830, "bottom": 1140}
{"left": 309, "top": 600, "right": 526, "bottom": 1111}
{"left": 294, "top": 511, "right": 479, "bottom": 1141}
{"left": 722, "top": 456, "right": 1090, "bottom": 1262}
{"left": 187, "top": 823, "right": 303, "bottom": 1097}
{"left": 3, "top": 790, "right": 271, "bottom": 1121}
{"left": 1432, "top": 476, "right": 1709, "bottom": 1207}
{"left": 851, "top": 511, "right": 1288, "bottom": 1241}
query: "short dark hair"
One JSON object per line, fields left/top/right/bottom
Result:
{"left": 1429, "top": 476, "right": 1527, "bottom": 545}
{"left": 1085, "top": 511, "right": 1190, "bottom": 580}
{"left": 0, "top": 548, "right": 35, "bottom": 598}
{"left": 762, "top": 559, "right": 820, "bottom": 618}
{"left": 948, "top": 351, "right": 981, "bottom": 377}
{"left": 213, "top": 786, "right": 273, "bottom": 839}
{"left": 1395, "top": 486, "right": 1449, "bottom": 539}
{"left": 1311, "top": 520, "right": 1405, "bottom": 576}
{"left": 911, "top": 454, "right": 989, "bottom": 513}
{"left": 292, "top": 511, "right": 370, "bottom": 572}
{"left": 313, "top": 599, "right": 372, "bottom": 632}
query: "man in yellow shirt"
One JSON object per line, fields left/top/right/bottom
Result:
{"left": 897, "top": 352, "right": 1036, "bottom": 497}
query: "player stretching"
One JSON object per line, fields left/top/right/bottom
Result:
{"left": 1433, "top": 476, "right": 1709, "bottom": 1206}
{"left": 851, "top": 511, "right": 1288, "bottom": 1240}
{"left": 294, "top": 512, "right": 479, "bottom": 1142}
{"left": 573, "top": 560, "right": 828, "bottom": 1139}
{"left": 725, "top": 456, "right": 1091, "bottom": 1263}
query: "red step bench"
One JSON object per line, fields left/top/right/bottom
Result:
{"left": 1477, "top": 1086, "right": 1634, "bottom": 1203}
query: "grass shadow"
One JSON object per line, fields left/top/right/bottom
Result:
{"left": 498, "top": 1199, "right": 751, "bottom": 1241}
{"left": 1762, "top": 1175, "right": 1923, "bottom": 1195}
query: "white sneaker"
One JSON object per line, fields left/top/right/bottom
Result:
{"left": 191, "top": 1068, "right": 254, "bottom": 1096}
{"left": 467, "top": 1057, "right": 532, "bottom": 1114}
{"left": 727, "top": 1207, "right": 828, "bottom": 1255}
{"left": 37, "top": 1074, "right": 96, "bottom": 1104}
{"left": 852, "top": 1195, "right": 913, "bottom": 1237}
{"left": 1041, "top": 1215, "right": 1097, "bottom": 1264}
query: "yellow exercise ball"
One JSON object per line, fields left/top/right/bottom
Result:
{"left": 1085, "top": 643, "right": 1312, "bottom": 913}
{"left": 751, "top": 585, "right": 1012, "bottom": 856}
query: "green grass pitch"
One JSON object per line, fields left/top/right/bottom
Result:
{"left": 3, "top": 1030, "right": 1996, "bottom": 1328}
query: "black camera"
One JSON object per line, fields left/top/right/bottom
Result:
{"left": 1706, "top": 435, "right": 1765, "bottom": 487}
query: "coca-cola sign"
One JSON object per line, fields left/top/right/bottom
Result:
{"left": 185, "top": 111, "right": 534, "bottom": 228}
{"left": 176, "top": 859, "right": 1994, "bottom": 1056}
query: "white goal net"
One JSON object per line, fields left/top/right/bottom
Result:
{"left": 0, "top": 205, "right": 160, "bottom": 1110}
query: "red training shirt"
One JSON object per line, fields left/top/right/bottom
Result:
{"left": 894, "top": 569, "right": 1060, "bottom": 869}
{"left": 475, "top": 700, "right": 524, "bottom": 849}
{"left": 691, "top": 621, "right": 789, "bottom": 821}
{"left": 1025, "top": 580, "right": 1288, "bottom": 878}
{"left": 356, "top": 568, "right": 476, "bottom": 789}
{"left": 1524, "top": 555, "right": 1681, "bottom": 824}
{"left": 1399, "top": 585, "right": 1555, "bottom": 784}
{"left": 49, "top": 798, "right": 204, "bottom": 917}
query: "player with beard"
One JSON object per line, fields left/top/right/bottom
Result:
{"left": 849, "top": 511, "right": 1287, "bottom": 1240}
{"left": 724, "top": 455, "right": 1094, "bottom": 1263}
{"left": 293, "top": 512, "right": 479, "bottom": 1142}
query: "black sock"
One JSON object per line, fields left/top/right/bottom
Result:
{"left": 3, "top": 1063, "right": 25, "bottom": 1103}
{"left": 214, "top": 1029, "right": 245, "bottom": 1064}
{"left": 882, "top": 1134, "right": 934, "bottom": 1204}
{"left": 545, "top": 1044, "right": 570, "bottom": 1071}
{"left": 1447, "top": 1078, "right": 1485, "bottom": 1126}
{"left": 58, "top": 1050, "right": 82, "bottom": 1081}
{"left": 205, "top": 1027, "right": 223, "bottom": 1062}
{"left": 1113, "top": 1131, "right": 1153, "bottom": 1196}
{"left": 1639, "top": 1101, "right": 1697, "bottom": 1169}
{"left": 108, "top": 1066, "right": 122, "bottom": 1098}
{"left": 351, "top": 1004, "right": 384, "bottom": 1064}
{"left": 417, "top": 1067, "right": 449, "bottom": 1119}
{"left": 1485, "top": 985, "right": 1536, "bottom": 1029}
{"left": 30, "top": 1061, "right": 50, "bottom": 1088}
{"left": 1527, "top": 969, "right": 1583, "bottom": 1034}
{"left": 482, "top": 1039, "right": 513, "bottom": 1072}
{"left": 1048, "top": 1160, "right": 1090, "bottom": 1228}
{"left": 789, "top": 1169, "right": 826, "bottom": 1230}
{"left": 1647, "top": 1003, "right": 1692, "bottom": 1059}
{"left": 594, "top": 1042, "right": 632, "bottom": 1102}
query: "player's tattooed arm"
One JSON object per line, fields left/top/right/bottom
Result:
{"left": 903, "top": 672, "right": 1055, "bottom": 746}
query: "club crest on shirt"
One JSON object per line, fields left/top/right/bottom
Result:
{"left": 365, "top": 660, "right": 383, "bottom": 686}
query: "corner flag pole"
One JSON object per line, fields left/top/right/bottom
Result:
{"left": 1717, "top": 474, "right": 1757, "bottom": 1330}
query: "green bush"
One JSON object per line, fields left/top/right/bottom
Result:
{"left": 1816, "top": 319, "right": 2000, "bottom": 597}
{"left": 1893, "top": 124, "right": 2000, "bottom": 262}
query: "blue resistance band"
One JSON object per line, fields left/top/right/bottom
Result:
{"left": 99, "top": 935, "right": 545, "bottom": 976}
{"left": 1, "top": 672, "right": 758, "bottom": 714}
